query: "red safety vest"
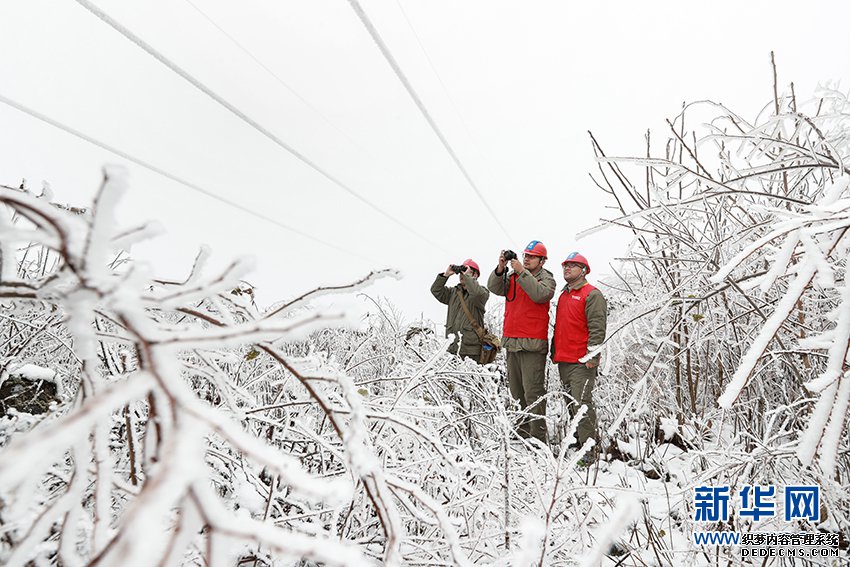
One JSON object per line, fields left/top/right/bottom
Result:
{"left": 503, "top": 273, "right": 550, "bottom": 340}
{"left": 553, "top": 283, "right": 597, "bottom": 363}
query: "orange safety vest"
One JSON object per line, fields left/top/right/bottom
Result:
{"left": 503, "top": 273, "right": 550, "bottom": 340}
{"left": 553, "top": 283, "right": 597, "bottom": 363}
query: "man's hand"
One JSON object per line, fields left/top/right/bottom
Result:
{"left": 585, "top": 359, "right": 599, "bottom": 369}
{"left": 496, "top": 250, "right": 508, "bottom": 276}
{"left": 510, "top": 258, "right": 524, "bottom": 274}
{"left": 443, "top": 265, "right": 455, "bottom": 277}
{"left": 496, "top": 251, "right": 507, "bottom": 275}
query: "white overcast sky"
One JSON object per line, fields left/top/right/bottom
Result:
{"left": 2, "top": 1, "right": 849, "bottom": 327}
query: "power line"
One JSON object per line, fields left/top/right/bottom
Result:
{"left": 73, "top": 0, "right": 450, "bottom": 255}
{"left": 346, "top": 0, "right": 514, "bottom": 242}
{"left": 0, "top": 92, "right": 375, "bottom": 262}
{"left": 182, "top": 0, "right": 373, "bottom": 160}
{"left": 393, "top": 0, "right": 482, "bottom": 159}
{"left": 183, "top": 1, "right": 463, "bottom": 259}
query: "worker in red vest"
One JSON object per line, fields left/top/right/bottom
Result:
{"left": 488, "top": 240, "right": 556, "bottom": 443}
{"left": 552, "top": 252, "right": 607, "bottom": 459}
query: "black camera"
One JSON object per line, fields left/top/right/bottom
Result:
{"left": 450, "top": 264, "right": 468, "bottom": 273}
{"left": 503, "top": 250, "right": 517, "bottom": 262}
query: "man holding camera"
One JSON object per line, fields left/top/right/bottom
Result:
{"left": 487, "top": 240, "right": 556, "bottom": 443}
{"left": 552, "top": 252, "right": 607, "bottom": 457}
{"left": 430, "top": 259, "right": 489, "bottom": 361}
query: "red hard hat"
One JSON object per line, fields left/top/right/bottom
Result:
{"left": 524, "top": 240, "right": 548, "bottom": 259}
{"left": 462, "top": 259, "right": 480, "bottom": 274}
{"left": 562, "top": 251, "right": 591, "bottom": 274}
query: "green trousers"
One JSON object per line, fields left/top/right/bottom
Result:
{"left": 557, "top": 362, "right": 598, "bottom": 446}
{"left": 506, "top": 350, "right": 548, "bottom": 442}
{"left": 460, "top": 352, "right": 481, "bottom": 364}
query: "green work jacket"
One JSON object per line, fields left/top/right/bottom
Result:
{"left": 430, "top": 272, "right": 489, "bottom": 355}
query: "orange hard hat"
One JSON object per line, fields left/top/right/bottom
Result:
{"left": 562, "top": 251, "right": 591, "bottom": 274}
{"left": 462, "top": 259, "right": 480, "bottom": 274}
{"left": 523, "top": 240, "right": 548, "bottom": 259}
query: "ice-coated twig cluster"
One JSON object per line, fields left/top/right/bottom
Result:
{"left": 0, "top": 171, "right": 633, "bottom": 566}
{"left": 587, "top": 84, "right": 850, "bottom": 545}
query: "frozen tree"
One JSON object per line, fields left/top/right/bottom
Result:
{"left": 7, "top": 81, "right": 846, "bottom": 567}
{"left": 587, "top": 78, "right": 850, "bottom": 544}
{"left": 0, "top": 169, "right": 396, "bottom": 566}
{"left": 0, "top": 170, "right": 638, "bottom": 566}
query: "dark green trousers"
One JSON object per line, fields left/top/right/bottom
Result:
{"left": 557, "top": 362, "right": 598, "bottom": 445}
{"left": 460, "top": 352, "right": 480, "bottom": 363}
{"left": 506, "top": 350, "right": 548, "bottom": 442}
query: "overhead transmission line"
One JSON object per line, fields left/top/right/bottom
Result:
{"left": 0, "top": 92, "right": 374, "bottom": 262}
{"left": 73, "top": 0, "right": 449, "bottom": 255}
{"left": 346, "top": 0, "right": 514, "bottom": 242}
{"left": 182, "top": 0, "right": 373, "bottom": 160}
{"left": 181, "top": 0, "right": 431, "bottom": 244}
{"left": 393, "top": 0, "right": 482, "bottom": 159}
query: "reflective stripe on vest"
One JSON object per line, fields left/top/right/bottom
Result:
{"left": 553, "top": 283, "right": 596, "bottom": 363}
{"left": 503, "top": 274, "right": 550, "bottom": 340}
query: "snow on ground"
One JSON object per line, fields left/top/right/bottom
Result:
{"left": 7, "top": 363, "right": 56, "bottom": 382}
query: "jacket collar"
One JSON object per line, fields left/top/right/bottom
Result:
{"left": 564, "top": 277, "right": 588, "bottom": 292}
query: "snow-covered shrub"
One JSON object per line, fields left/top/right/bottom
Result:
{"left": 0, "top": 171, "right": 640, "bottom": 566}
{"left": 589, "top": 85, "right": 850, "bottom": 542}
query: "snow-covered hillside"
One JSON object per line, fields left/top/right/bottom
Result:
{"left": 1, "top": 88, "right": 848, "bottom": 566}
